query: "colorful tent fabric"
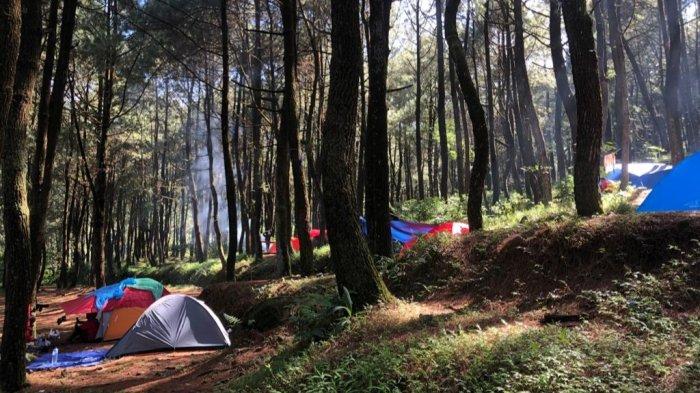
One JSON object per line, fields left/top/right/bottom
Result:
{"left": 638, "top": 152, "right": 700, "bottom": 212}
{"left": 359, "top": 217, "right": 436, "bottom": 244}
{"left": 106, "top": 295, "right": 230, "bottom": 358}
{"left": 390, "top": 219, "right": 436, "bottom": 243}
{"left": 402, "top": 221, "right": 470, "bottom": 250}
{"left": 269, "top": 228, "right": 325, "bottom": 254}
{"left": 605, "top": 162, "right": 673, "bottom": 188}
{"left": 60, "top": 278, "right": 168, "bottom": 315}
{"left": 27, "top": 348, "right": 108, "bottom": 371}
{"left": 101, "top": 307, "right": 145, "bottom": 341}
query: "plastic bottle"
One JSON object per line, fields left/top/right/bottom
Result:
{"left": 51, "top": 347, "right": 59, "bottom": 365}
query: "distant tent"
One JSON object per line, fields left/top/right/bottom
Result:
{"left": 638, "top": 152, "right": 700, "bottom": 212}
{"left": 106, "top": 294, "right": 230, "bottom": 358}
{"left": 606, "top": 162, "right": 673, "bottom": 188}
{"left": 359, "top": 216, "right": 469, "bottom": 249}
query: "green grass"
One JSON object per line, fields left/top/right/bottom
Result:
{"left": 230, "top": 315, "right": 699, "bottom": 392}
{"left": 396, "top": 178, "right": 635, "bottom": 231}
{"left": 126, "top": 259, "right": 222, "bottom": 286}
{"left": 127, "top": 246, "right": 332, "bottom": 286}
{"left": 226, "top": 254, "right": 700, "bottom": 392}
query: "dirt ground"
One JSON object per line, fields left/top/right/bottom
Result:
{"left": 0, "top": 286, "right": 282, "bottom": 392}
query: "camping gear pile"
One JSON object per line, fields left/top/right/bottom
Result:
{"left": 60, "top": 277, "right": 169, "bottom": 341}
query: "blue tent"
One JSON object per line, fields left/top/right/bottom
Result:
{"left": 606, "top": 162, "right": 673, "bottom": 188}
{"left": 638, "top": 152, "right": 700, "bottom": 212}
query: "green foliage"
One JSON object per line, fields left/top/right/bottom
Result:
{"left": 289, "top": 287, "right": 353, "bottom": 343}
{"left": 234, "top": 316, "right": 700, "bottom": 393}
{"left": 126, "top": 259, "right": 222, "bottom": 286}
{"left": 222, "top": 313, "right": 242, "bottom": 329}
{"left": 602, "top": 193, "right": 635, "bottom": 214}
{"left": 292, "top": 245, "right": 331, "bottom": 274}
{"left": 230, "top": 250, "right": 700, "bottom": 392}
{"left": 581, "top": 256, "right": 700, "bottom": 336}
{"left": 396, "top": 196, "right": 467, "bottom": 223}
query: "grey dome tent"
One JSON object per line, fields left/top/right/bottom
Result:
{"left": 106, "top": 294, "right": 230, "bottom": 358}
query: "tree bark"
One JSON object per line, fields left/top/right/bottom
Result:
{"left": 484, "top": 0, "right": 500, "bottom": 203}
{"left": 436, "top": 0, "right": 450, "bottom": 200}
{"left": 561, "top": 0, "right": 604, "bottom": 216}
{"left": 322, "top": 0, "right": 393, "bottom": 308}
{"left": 274, "top": 0, "right": 293, "bottom": 276}
{"left": 414, "top": 0, "right": 425, "bottom": 199}
{"left": 283, "top": 0, "right": 314, "bottom": 275}
{"left": 449, "top": 55, "right": 466, "bottom": 195}
{"left": 445, "top": 0, "right": 488, "bottom": 230}
{"left": 250, "top": 0, "right": 265, "bottom": 259}
{"left": 622, "top": 37, "right": 666, "bottom": 146}
{"left": 607, "top": 0, "right": 630, "bottom": 189}
{"left": 1, "top": 0, "right": 43, "bottom": 388}
{"left": 594, "top": 0, "right": 611, "bottom": 146}
{"left": 204, "top": 77, "right": 226, "bottom": 269}
{"left": 513, "top": 0, "right": 552, "bottom": 203}
{"left": 184, "top": 80, "right": 205, "bottom": 262}
{"left": 549, "top": 0, "right": 577, "bottom": 141}
{"left": 662, "top": 0, "right": 685, "bottom": 163}
{"left": 365, "top": 0, "right": 393, "bottom": 258}
{"left": 220, "top": 0, "right": 238, "bottom": 280}
{"left": 30, "top": 0, "right": 79, "bottom": 294}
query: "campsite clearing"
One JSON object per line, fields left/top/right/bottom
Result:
{"left": 0, "top": 286, "right": 271, "bottom": 392}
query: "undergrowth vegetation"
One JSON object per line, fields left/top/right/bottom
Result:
{"left": 396, "top": 176, "right": 635, "bottom": 231}
{"left": 229, "top": 254, "right": 700, "bottom": 392}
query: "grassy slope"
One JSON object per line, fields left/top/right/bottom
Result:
{"left": 129, "top": 193, "right": 699, "bottom": 392}
{"left": 227, "top": 239, "right": 700, "bottom": 392}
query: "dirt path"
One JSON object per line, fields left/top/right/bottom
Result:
{"left": 0, "top": 285, "right": 282, "bottom": 392}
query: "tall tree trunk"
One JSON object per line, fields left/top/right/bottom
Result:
{"left": 561, "top": 0, "right": 604, "bottom": 216}
{"left": 365, "top": 0, "right": 393, "bottom": 258}
{"left": 594, "top": 0, "right": 611, "bottom": 146}
{"left": 220, "top": 0, "right": 238, "bottom": 280}
{"left": 622, "top": 37, "right": 666, "bottom": 146}
{"left": 663, "top": 0, "right": 685, "bottom": 163}
{"left": 283, "top": 0, "right": 314, "bottom": 275}
{"left": 554, "top": 93, "right": 567, "bottom": 180}
{"left": 322, "top": 0, "right": 393, "bottom": 308}
{"left": 250, "top": 0, "right": 265, "bottom": 259}
{"left": 184, "top": 80, "right": 205, "bottom": 262}
{"left": 549, "top": 0, "right": 577, "bottom": 141}
{"left": 449, "top": 56, "right": 466, "bottom": 195}
{"left": 484, "top": 0, "right": 500, "bottom": 203}
{"left": 513, "top": 0, "right": 552, "bottom": 203}
{"left": 436, "top": 0, "right": 449, "bottom": 200}
{"left": 607, "top": 0, "right": 630, "bottom": 189}
{"left": 275, "top": 0, "right": 293, "bottom": 276}
{"left": 0, "top": 0, "right": 43, "bottom": 388}
{"left": 445, "top": 0, "right": 488, "bottom": 230}
{"left": 204, "top": 78, "right": 226, "bottom": 268}
{"left": 30, "top": 0, "right": 79, "bottom": 294}
{"left": 414, "top": 0, "right": 425, "bottom": 199}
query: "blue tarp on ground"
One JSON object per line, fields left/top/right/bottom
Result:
{"left": 638, "top": 152, "right": 700, "bottom": 212}
{"left": 606, "top": 162, "right": 673, "bottom": 188}
{"left": 27, "top": 348, "right": 108, "bottom": 371}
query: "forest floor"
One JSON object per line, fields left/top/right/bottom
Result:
{"left": 6, "top": 213, "right": 700, "bottom": 391}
